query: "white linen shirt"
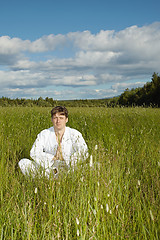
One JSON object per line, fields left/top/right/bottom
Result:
{"left": 30, "top": 126, "right": 88, "bottom": 169}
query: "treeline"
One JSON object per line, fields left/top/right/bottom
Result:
{"left": 117, "top": 72, "right": 160, "bottom": 107}
{"left": 0, "top": 73, "right": 159, "bottom": 107}
{"left": 0, "top": 96, "right": 112, "bottom": 107}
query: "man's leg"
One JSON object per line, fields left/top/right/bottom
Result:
{"left": 18, "top": 158, "right": 37, "bottom": 176}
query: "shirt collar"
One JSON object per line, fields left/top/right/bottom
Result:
{"left": 62, "top": 127, "right": 70, "bottom": 141}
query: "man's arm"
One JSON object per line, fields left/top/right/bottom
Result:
{"left": 30, "top": 131, "right": 54, "bottom": 169}
{"left": 70, "top": 131, "right": 89, "bottom": 166}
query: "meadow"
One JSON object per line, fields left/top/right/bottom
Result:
{"left": 0, "top": 107, "right": 159, "bottom": 239}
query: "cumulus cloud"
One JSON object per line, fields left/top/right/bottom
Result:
{"left": 0, "top": 34, "right": 66, "bottom": 54}
{"left": 0, "top": 22, "right": 160, "bottom": 99}
{"left": 0, "top": 36, "right": 30, "bottom": 55}
{"left": 112, "top": 81, "right": 146, "bottom": 92}
{"left": 28, "top": 34, "right": 66, "bottom": 52}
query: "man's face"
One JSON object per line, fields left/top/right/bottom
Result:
{"left": 52, "top": 112, "right": 68, "bottom": 132}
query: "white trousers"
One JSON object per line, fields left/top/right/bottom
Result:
{"left": 18, "top": 158, "right": 68, "bottom": 178}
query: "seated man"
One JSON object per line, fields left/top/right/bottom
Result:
{"left": 18, "top": 106, "right": 88, "bottom": 177}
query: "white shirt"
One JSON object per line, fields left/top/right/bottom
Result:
{"left": 30, "top": 126, "right": 88, "bottom": 169}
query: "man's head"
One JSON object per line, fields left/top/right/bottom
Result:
{"left": 51, "top": 106, "right": 68, "bottom": 118}
{"left": 51, "top": 106, "right": 68, "bottom": 132}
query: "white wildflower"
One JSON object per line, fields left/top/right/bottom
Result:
{"left": 101, "top": 205, "right": 103, "bottom": 209}
{"left": 158, "top": 161, "right": 160, "bottom": 167}
{"left": 138, "top": 180, "right": 141, "bottom": 186}
{"left": 76, "top": 218, "right": 79, "bottom": 225}
{"left": 95, "top": 145, "right": 98, "bottom": 150}
{"left": 106, "top": 204, "right": 109, "bottom": 213}
{"left": 77, "top": 229, "right": 80, "bottom": 237}
{"left": 34, "top": 187, "right": 37, "bottom": 194}
{"left": 97, "top": 181, "right": 100, "bottom": 187}
{"left": 116, "top": 205, "right": 119, "bottom": 210}
{"left": 90, "top": 155, "right": 93, "bottom": 167}
{"left": 110, "top": 210, "right": 112, "bottom": 214}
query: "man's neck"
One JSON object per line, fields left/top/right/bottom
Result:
{"left": 55, "top": 128, "right": 65, "bottom": 141}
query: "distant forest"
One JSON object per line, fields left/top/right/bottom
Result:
{"left": 0, "top": 73, "right": 160, "bottom": 107}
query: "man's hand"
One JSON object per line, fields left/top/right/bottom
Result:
{"left": 52, "top": 156, "right": 57, "bottom": 161}
{"left": 55, "top": 143, "right": 64, "bottom": 160}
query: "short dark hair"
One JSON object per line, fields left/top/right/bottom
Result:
{"left": 51, "top": 106, "right": 68, "bottom": 118}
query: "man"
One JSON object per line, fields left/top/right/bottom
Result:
{"left": 18, "top": 106, "right": 88, "bottom": 177}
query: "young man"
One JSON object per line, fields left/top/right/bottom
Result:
{"left": 18, "top": 106, "right": 88, "bottom": 177}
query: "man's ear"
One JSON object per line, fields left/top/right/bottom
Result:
{"left": 66, "top": 118, "right": 68, "bottom": 123}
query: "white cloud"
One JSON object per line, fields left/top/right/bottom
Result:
{"left": 0, "top": 34, "right": 66, "bottom": 54}
{"left": 0, "top": 36, "right": 30, "bottom": 55}
{"left": 28, "top": 34, "right": 66, "bottom": 53}
{"left": 0, "top": 22, "right": 160, "bottom": 99}
{"left": 112, "top": 81, "right": 146, "bottom": 92}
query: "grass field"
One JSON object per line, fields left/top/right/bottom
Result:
{"left": 0, "top": 107, "right": 159, "bottom": 239}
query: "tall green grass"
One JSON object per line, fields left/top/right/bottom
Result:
{"left": 0, "top": 107, "right": 159, "bottom": 239}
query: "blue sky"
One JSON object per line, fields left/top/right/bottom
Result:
{"left": 0, "top": 0, "right": 160, "bottom": 100}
